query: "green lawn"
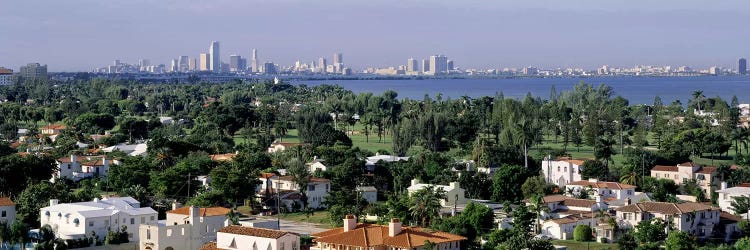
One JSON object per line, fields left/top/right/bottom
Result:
{"left": 279, "top": 211, "right": 333, "bottom": 227}
{"left": 551, "top": 240, "right": 617, "bottom": 250}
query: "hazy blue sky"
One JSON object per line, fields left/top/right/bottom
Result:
{"left": 2, "top": 0, "right": 750, "bottom": 71}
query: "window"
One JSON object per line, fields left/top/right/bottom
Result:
{"left": 89, "top": 221, "right": 94, "bottom": 227}
{"left": 131, "top": 218, "right": 135, "bottom": 224}
{"left": 150, "top": 216, "right": 155, "bottom": 221}
{"left": 141, "top": 217, "right": 145, "bottom": 223}
{"left": 1, "top": 211, "right": 5, "bottom": 217}
{"left": 308, "top": 184, "right": 315, "bottom": 191}
{"left": 281, "top": 242, "right": 285, "bottom": 250}
{"left": 564, "top": 167, "right": 567, "bottom": 172}
{"left": 146, "top": 229, "right": 151, "bottom": 240}
{"left": 558, "top": 166, "right": 560, "bottom": 171}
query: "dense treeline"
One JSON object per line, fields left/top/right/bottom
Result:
{"left": 1, "top": 77, "right": 749, "bottom": 249}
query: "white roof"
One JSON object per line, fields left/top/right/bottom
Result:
{"left": 407, "top": 183, "right": 456, "bottom": 192}
{"left": 41, "top": 197, "right": 156, "bottom": 218}
{"left": 103, "top": 143, "right": 148, "bottom": 156}
{"left": 365, "top": 155, "right": 409, "bottom": 166}
{"left": 356, "top": 186, "right": 377, "bottom": 192}
{"left": 716, "top": 186, "right": 750, "bottom": 195}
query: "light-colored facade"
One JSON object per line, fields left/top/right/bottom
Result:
{"left": 0, "top": 67, "right": 12, "bottom": 85}
{"left": 40, "top": 197, "right": 157, "bottom": 241}
{"left": 542, "top": 156, "right": 585, "bottom": 187}
{"left": 406, "top": 58, "right": 418, "bottom": 73}
{"left": 307, "top": 161, "right": 327, "bottom": 172}
{"left": 565, "top": 179, "right": 636, "bottom": 201}
{"left": 139, "top": 206, "right": 229, "bottom": 250}
{"left": 41, "top": 124, "right": 66, "bottom": 135}
{"left": 428, "top": 55, "right": 448, "bottom": 75}
{"left": 530, "top": 195, "right": 607, "bottom": 220}
{"left": 19, "top": 63, "right": 48, "bottom": 81}
{"left": 210, "top": 41, "right": 220, "bottom": 72}
{"left": 356, "top": 186, "right": 378, "bottom": 204}
{"left": 541, "top": 213, "right": 596, "bottom": 240}
{"left": 266, "top": 142, "right": 304, "bottom": 153}
{"left": 52, "top": 155, "right": 119, "bottom": 182}
{"left": 312, "top": 216, "right": 465, "bottom": 250}
{"left": 201, "top": 225, "right": 299, "bottom": 250}
{"left": 650, "top": 162, "right": 722, "bottom": 197}
{"left": 615, "top": 201, "right": 720, "bottom": 239}
{"left": 258, "top": 175, "right": 331, "bottom": 209}
{"left": 365, "top": 154, "right": 409, "bottom": 171}
{"left": 407, "top": 179, "right": 466, "bottom": 207}
{"left": 716, "top": 183, "right": 750, "bottom": 213}
{"left": 200, "top": 53, "right": 211, "bottom": 71}
{"left": 0, "top": 197, "right": 16, "bottom": 225}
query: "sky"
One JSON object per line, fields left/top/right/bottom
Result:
{"left": 2, "top": 0, "right": 750, "bottom": 72}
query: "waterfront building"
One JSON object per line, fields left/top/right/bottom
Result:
{"left": 318, "top": 57, "right": 327, "bottom": 74}
{"left": 189, "top": 58, "right": 197, "bottom": 71}
{"left": 251, "top": 49, "right": 259, "bottom": 73}
{"left": 230, "top": 55, "right": 242, "bottom": 72}
{"left": 429, "top": 55, "right": 448, "bottom": 75}
{"left": 263, "top": 62, "right": 277, "bottom": 75}
{"left": 421, "top": 59, "right": 430, "bottom": 73}
{"left": 178, "top": 56, "right": 189, "bottom": 72}
{"left": 406, "top": 58, "right": 418, "bottom": 73}
{"left": 740, "top": 58, "right": 747, "bottom": 75}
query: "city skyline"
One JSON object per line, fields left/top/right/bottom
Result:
{"left": 2, "top": 0, "right": 750, "bottom": 71}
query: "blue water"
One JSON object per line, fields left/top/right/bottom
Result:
{"left": 295, "top": 76, "right": 750, "bottom": 105}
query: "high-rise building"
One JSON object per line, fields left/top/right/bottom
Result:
{"left": 113, "top": 60, "right": 121, "bottom": 66}
{"left": 709, "top": 66, "right": 721, "bottom": 75}
{"left": 740, "top": 58, "right": 747, "bottom": 75}
{"left": 19, "top": 63, "right": 48, "bottom": 81}
{"left": 333, "top": 53, "right": 343, "bottom": 65}
{"left": 429, "top": 55, "right": 448, "bottom": 75}
{"left": 447, "top": 60, "right": 454, "bottom": 71}
{"left": 178, "top": 56, "right": 189, "bottom": 72}
{"left": 0, "top": 67, "right": 13, "bottom": 85}
{"left": 188, "top": 58, "right": 197, "bottom": 71}
{"left": 209, "top": 41, "right": 220, "bottom": 72}
{"left": 139, "top": 59, "right": 150, "bottom": 67}
{"left": 421, "top": 59, "right": 430, "bottom": 73}
{"left": 229, "top": 55, "right": 242, "bottom": 72}
{"left": 199, "top": 53, "right": 210, "bottom": 71}
{"left": 318, "top": 57, "right": 327, "bottom": 73}
{"left": 170, "top": 59, "right": 179, "bottom": 72}
{"left": 251, "top": 49, "right": 258, "bottom": 73}
{"left": 407, "top": 58, "right": 418, "bottom": 72}
{"left": 263, "top": 62, "right": 277, "bottom": 75}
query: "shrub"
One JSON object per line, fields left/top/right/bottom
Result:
{"left": 573, "top": 224, "right": 593, "bottom": 242}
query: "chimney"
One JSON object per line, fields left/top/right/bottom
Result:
{"left": 189, "top": 206, "right": 200, "bottom": 222}
{"left": 70, "top": 154, "right": 77, "bottom": 163}
{"left": 389, "top": 218, "right": 402, "bottom": 237}
{"left": 343, "top": 214, "right": 356, "bottom": 232}
{"left": 172, "top": 202, "right": 183, "bottom": 210}
{"left": 50, "top": 199, "right": 59, "bottom": 206}
{"left": 411, "top": 179, "right": 419, "bottom": 186}
{"left": 721, "top": 181, "right": 728, "bottom": 190}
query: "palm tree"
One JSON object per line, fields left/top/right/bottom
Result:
{"left": 409, "top": 186, "right": 446, "bottom": 227}
{"left": 730, "top": 196, "right": 750, "bottom": 215}
{"left": 528, "top": 194, "right": 550, "bottom": 234}
{"left": 691, "top": 90, "right": 705, "bottom": 112}
{"left": 226, "top": 207, "right": 240, "bottom": 225}
{"left": 620, "top": 172, "right": 638, "bottom": 186}
{"left": 509, "top": 113, "right": 536, "bottom": 168}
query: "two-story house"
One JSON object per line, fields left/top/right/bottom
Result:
{"left": 199, "top": 225, "right": 300, "bottom": 250}
{"left": 615, "top": 201, "right": 720, "bottom": 239}
{"left": 257, "top": 175, "right": 331, "bottom": 209}
{"left": 716, "top": 183, "right": 750, "bottom": 214}
{"left": 407, "top": 179, "right": 467, "bottom": 207}
{"left": 40, "top": 197, "right": 158, "bottom": 241}
{"left": 52, "top": 155, "right": 119, "bottom": 182}
{"left": 529, "top": 195, "right": 608, "bottom": 220}
{"left": 139, "top": 206, "right": 229, "bottom": 250}
{"left": 650, "top": 162, "right": 722, "bottom": 197}
{"left": 541, "top": 156, "right": 587, "bottom": 187}
{"left": 565, "top": 179, "right": 637, "bottom": 201}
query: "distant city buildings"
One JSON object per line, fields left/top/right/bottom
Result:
{"left": 251, "top": 49, "right": 259, "bottom": 73}
{"left": 210, "top": 41, "right": 220, "bottom": 72}
{"left": 19, "top": 63, "right": 48, "bottom": 81}
{"left": 200, "top": 53, "right": 210, "bottom": 71}
{"left": 0, "top": 67, "right": 13, "bottom": 85}
{"left": 406, "top": 58, "right": 418, "bottom": 73}
{"left": 740, "top": 58, "right": 747, "bottom": 75}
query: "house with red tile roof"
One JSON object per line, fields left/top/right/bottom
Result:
{"left": 650, "top": 162, "right": 724, "bottom": 197}
{"left": 615, "top": 201, "right": 721, "bottom": 240}
{"left": 541, "top": 156, "right": 591, "bottom": 187}
{"left": 565, "top": 179, "right": 637, "bottom": 201}
{"left": 0, "top": 197, "right": 16, "bottom": 225}
{"left": 199, "top": 225, "right": 299, "bottom": 250}
{"left": 311, "top": 216, "right": 465, "bottom": 250}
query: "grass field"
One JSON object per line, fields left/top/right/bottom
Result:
{"left": 551, "top": 240, "right": 617, "bottom": 250}
{"left": 279, "top": 211, "right": 333, "bottom": 227}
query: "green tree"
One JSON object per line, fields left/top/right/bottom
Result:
{"left": 634, "top": 219, "right": 666, "bottom": 243}
{"left": 409, "top": 185, "right": 445, "bottom": 227}
{"left": 573, "top": 224, "right": 593, "bottom": 242}
{"left": 580, "top": 160, "right": 607, "bottom": 180}
{"left": 491, "top": 165, "right": 530, "bottom": 203}
{"left": 730, "top": 196, "right": 750, "bottom": 215}
{"left": 617, "top": 230, "right": 638, "bottom": 250}
{"left": 736, "top": 237, "right": 750, "bottom": 249}
{"left": 665, "top": 231, "right": 696, "bottom": 250}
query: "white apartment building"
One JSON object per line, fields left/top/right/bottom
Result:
{"left": 615, "top": 201, "right": 720, "bottom": 239}
{"left": 40, "top": 197, "right": 157, "bottom": 241}
{"left": 0, "top": 197, "right": 16, "bottom": 225}
{"left": 565, "top": 179, "right": 637, "bottom": 201}
{"left": 200, "top": 225, "right": 300, "bottom": 250}
{"left": 52, "top": 155, "right": 120, "bottom": 182}
{"left": 407, "top": 179, "right": 467, "bottom": 207}
{"left": 716, "top": 183, "right": 750, "bottom": 213}
{"left": 257, "top": 175, "right": 331, "bottom": 209}
{"left": 542, "top": 156, "right": 586, "bottom": 187}
{"left": 139, "top": 206, "right": 229, "bottom": 250}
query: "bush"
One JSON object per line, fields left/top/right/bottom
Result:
{"left": 573, "top": 224, "right": 593, "bottom": 242}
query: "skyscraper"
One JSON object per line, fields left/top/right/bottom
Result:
{"left": 188, "top": 58, "right": 197, "bottom": 71}
{"left": 19, "top": 63, "right": 48, "bottom": 81}
{"left": 429, "top": 55, "right": 448, "bottom": 75}
{"left": 170, "top": 59, "right": 179, "bottom": 72}
{"left": 209, "top": 41, "right": 220, "bottom": 72}
{"left": 421, "top": 59, "right": 430, "bottom": 73}
{"left": 138, "top": 59, "right": 150, "bottom": 67}
{"left": 318, "top": 57, "right": 327, "bottom": 73}
{"left": 333, "top": 53, "right": 343, "bottom": 65}
{"left": 199, "top": 53, "right": 210, "bottom": 71}
{"left": 447, "top": 60, "right": 454, "bottom": 71}
{"left": 407, "top": 58, "right": 418, "bottom": 72}
{"left": 263, "top": 62, "right": 277, "bottom": 75}
{"left": 251, "top": 49, "right": 258, "bottom": 73}
{"left": 178, "top": 56, "right": 189, "bottom": 72}
{"left": 740, "top": 58, "right": 747, "bottom": 75}
{"left": 229, "top": 55, "right": 242, "bottom": 72}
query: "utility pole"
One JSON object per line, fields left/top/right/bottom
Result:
{"left": 276, "top": 181, "right": 281, "bottom": 229}
{"left": 187, "top": 173, "right": 191, "bottom": 199}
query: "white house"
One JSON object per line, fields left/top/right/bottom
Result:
{"left": 650, "top": 162, "right": 725, "bottom": 197}
{"left": 356, "top": 186, "right": 378, "bottom": 204}
{"left": 541, "top": 156, "right": 586, "bottom": 187}
{"left": 266, "top": 142, "right": 304, "bottom": 153}
{"left": 201, "top": 225, "right": 300, "bottom": 250}
{"left": 365, "top": 154, "right": 409, "bottom": 171}
{"left": 0, "top": 197, "right": 16, "bottom": 225}
{"left": 716, "top": 183, "right": 750, "bottom": 214}
{"left": 52, "top": 155, "right": 120, "bottom": 182}
{"left": 103, "top": 143, "right": 148, "bottom": 157}
{"left": 541, "top": 213, "right": 596, "bottom": 240}
{"left": 615, "top": 201, "right": 720, "bottom": 240}
{"left": 40, "top": 197, "right": 157, "bottom": 241}
{"left": 407, "top": 179, "right": 467, "bottom": 207}
{"left": 307, "top": 160, "right": 328, "bottom": 173}
{"left": 139, "top": 206, "right": 229, "bottom": 250}
{"left": 257, "top": 175, "right": 331, "bottom": 209}
{"left": 565, "top": 179, "right": 637, "bottom": 201}
{"left": 529, "top": 195, "right": 608, "bottom": 220}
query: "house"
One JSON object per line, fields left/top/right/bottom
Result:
{"left": 0, "top": 197, "right": 16, "bottom": 225}
{"left": 210, "top": 153, "right": 238, "bottom": 162}
{"left": 267, "top": 142, "right": 305, "bottom": 153}
{"left": 650, "top": 162, "right": 723, "bottom": 197}
{"left": 365, "top": 154, "right": 409, "bottom": 171}
{"left": 52, "top": 155, "right": 120, "bottom": 182}
{"left": 40, "top": 197, "right": 157, "bottom": 241}
{"left": 615, "top": 201, "right": 720, "bottom": 239}
{"left": 716, "top": 183, "right": 750, "bottom": 213}
{"left": 199, "top": 225, "right": 300, "bottom": 250}
{"left": 541, "top": 213, "right": 596, "bottom": 240}
{"left": 356, "top": 186, "right": 378, "bottom": 204}
{"left": 41, "top": 124, "right": 66, "bottom": 135}
{"left": 565, "top": 179, "right": 637, "bottom": 201}
{"left": 257, "top": 175, "right": 331, "bottom": 209}
{"left": 103, "top": 143, "right": 148, "bottom": 157}
{"left": 407, "top": 179, "right": 467, "bottom": 207}
{"left": 607, "top": 193, "right": 652, "bottom": 210}
{"left": 139, "top": 206, "right": 229, "bottom": 250}
{"left": 311, "top": 216, "right": 465, "bottom": 250}
{"left": 306, "top": 158, "right": 328, "bottom": 172}
{"left": 159, "top": 117, "right": 174, "bottom": 125}
{"left": 529, "top": 195, "right": 608, "bottom": 220}
{"left": 541, "top": 156, "right": 586, "bottom": 187}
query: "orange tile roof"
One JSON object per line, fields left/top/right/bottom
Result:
{"left": 546, "top": 213, "right": 595, "bottom": 225}
{"left": 218, "top": 225, "right": 294, "bottom": 239}
{"left": 696, "top": 166, "right": 717, "bottom": 174}
{"left": 260, "top": 173, "right": 277, "bottom": 179}
{"left": 312, "top": 223, "right": 465, "bottom": 248}
{"left": 168, "top": 207, "right": 231, "bottom": 217}
{"left": 615, "top": 201, "right": 717, "bottom": 214}
{"left": 210, "top": 153, "right": 237, "bottom": 161}
{"left": 651, "top": 165, "right": 678, "bottom": 172}
{"left": 555, "top": 157, "right": 587, "bottom": 166}
{"left": 737, "top": 183, "right": 750, "bottom": 188}
{"left": 0, "top": 197, "right": 15, "bottom": 206}
{"left": 41, "top": 124, "right": 67, "bottom": 130}
{"left": 198, "top": 242, "right": 221, "bottom": 250}
{"left": 567, "top": 180, "right": 636, "bottom": 190}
